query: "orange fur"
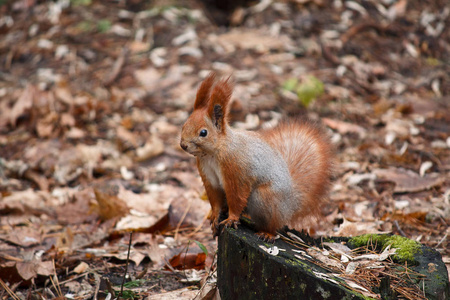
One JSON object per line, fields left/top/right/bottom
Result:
{"left": 261, "top": 121, "right": 335, "bottom": 229}
{"left": 180, "top": 73, "right": 334, "bottom": 239}
{"left": 194, "top": 72, "right": 216, "bottom": 109}
{"left": 208, "top": 76, "right": 233, "bottom": 132}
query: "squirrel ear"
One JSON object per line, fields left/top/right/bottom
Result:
{"left": 209, "top": 76, "right": 233, "bottom": 131}
{"left": 194, "top": 72, "right": 216, "bottom": 109}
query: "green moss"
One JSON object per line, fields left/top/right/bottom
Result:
{"left": 323, "top": 238, "right": 337, "bottom": 243}
{"left": 281, "top": 76, "right": 325, "bottom": 107}
{"left": 97, "top": 19, "right": 112, "bottom": 33}
{"left": 350, "top": 234, "right": 422, "bottom": 263}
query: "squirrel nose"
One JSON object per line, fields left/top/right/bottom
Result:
{"left": 180, "top": 142, "right": 188, "bottom": 151}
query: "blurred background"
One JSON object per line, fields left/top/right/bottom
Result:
{"left": 0, "top": 0, "right": 448, "bottom": 298}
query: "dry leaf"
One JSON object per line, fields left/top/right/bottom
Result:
{"left": 15, "top": 259, "right": 53, "bottom": 281}
{"left": 94, "top": 188, "right": 129, "bottom": 221}
{"left": 168, "top": 191, "right": 210, "bottom": 229}
{"left": 102, "top": 250, "right": 147, "bottom": 266}
{"left": 1, "top": 227, "right": 41, "bottom": 247}
{"left": 135, "top": 135, "right": 164, "bottom": 161}
{"left": 322, "top": 118, "right": 367, "bottom": 138}
{"left": 373, "top": 168, "right": 445, "bottom": 193}
{"left": 215, "top": 29, "right": 292, "bottom": 53}
{"left": 10, "top": 84, "right": 35, "bottom": 127}
{"left": 73, "top": 262, "right": 89, "bottom": 274}
{"left": 335, "top": 219, "right": 388, "bottom": 237}
{"left": 146, "top": 287, "right": 198, "bottom": 300}
{"left": 306, "top": 247, "right": 343, "bottom": 270}
{"left": 168, "top": 252, "right": 206, "bottom": 270}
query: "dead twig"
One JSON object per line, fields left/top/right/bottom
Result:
{"left": 193, "top": 250, "right": 218, "bottom": 300}
{"left": 93, "top": 273, "right": 101, "bottom": 300}
{"left": 49, "top": 275, "right": 63, "bottom": 299}
{"left": 50, "top": 259, "right": 63, "bottom": 298}
{"left": 57, "top": 272, "right": 88, "bottom": 286}
{"left": 117, "top": 232, "right": 133, "bottom": 300}
{"left": 174, "top": 196, "right": 193, "bottom": 241}
{"left": 103, "top": 48, "right": 127, "bottom": 86}
{"left": 394, "top": 220, "right": 408, "bottom": 237}
{"left": 0, "top": 279, "right": 21, "bottom": 300}
{"left": 435, "top": 232, "right": 447, "bottom": 248}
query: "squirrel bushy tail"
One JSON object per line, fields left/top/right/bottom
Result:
{"left": 261, "top": 120, "right": 334, "bottom": 228}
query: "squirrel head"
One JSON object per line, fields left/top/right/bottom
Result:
{"left": 180, "top": 73, "right": 233, "bottom": 157}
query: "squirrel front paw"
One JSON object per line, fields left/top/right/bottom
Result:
{"left": 209, "top": 210, "right": 230, "bottom": 237}
{"left": 219, "top": 217, "right": 240, "bottom": 233}
{"left": 210, "top": 218, "right": 220, "bottom": 237}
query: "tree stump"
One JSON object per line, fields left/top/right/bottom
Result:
{"left": 217, "top": 225, "right": 449, "bottom": 300}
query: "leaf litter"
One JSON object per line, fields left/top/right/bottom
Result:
{"left": 0, "top": 0, "right": 448, "bottom": 298}
{"left": 283, "top": 232, "right": 427, "bottom": 300}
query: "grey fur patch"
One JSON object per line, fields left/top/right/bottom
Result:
{"left": 229, "top": 131, "right": 297, "bottom": 230}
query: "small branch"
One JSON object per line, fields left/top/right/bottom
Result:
{"left": 394, "top": 221, "right": 408, "bottom": 237}
{"left": 194, "top": 250, "right": 218, "bottom": 300}
{"left": 0, "top": 279, "right": 21, "bottom": 300}
{"left": 93, "top": 273, "right": 101, "bottom": 300}
{"left": 174, "top": 196, "right": 192, "bottom": 241}
{"left": 117, "top": 232, "right": 133, "bottom": 300}
{"left": 104, "top": 48, "right": 127, "bottom": 86}
{"left": 435, "top": 232, "right": 447, "bottom": 248}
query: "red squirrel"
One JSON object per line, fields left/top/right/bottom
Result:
{"left": 180, "top": 73, "right": 334, "bottom": 241}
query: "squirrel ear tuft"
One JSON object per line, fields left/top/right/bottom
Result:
{"left": 209, "top": 76, "right": 233, "bottom": 131}
{"left": 194, "top": 72, "right": 216, "bottom": 109}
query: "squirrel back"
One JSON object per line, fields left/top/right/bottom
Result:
{"left": 180, "top": 73, "right": 334, "bottom": 240}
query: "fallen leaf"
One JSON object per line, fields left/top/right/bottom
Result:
{"left": 60, "top": 113, "right": 75, "bottom": 127}
{"left": 54, "top": 86, "right": 74, "bottom": 105}
{"left": 135, "top": 135, "right": 164, "bottom": 161}
{"left": 322, "top": 118, "right": 367, "bottom": 138}
{"left": 10, "top": 84, "right": 35, "bottom": 127}
{"left": 0, "top": 226, "right": 41, "bottom": 247}
{"left": 419, "top": 161, "right": 433, "bottom": 177}
{"left": 23, "top": 169, "right": 49, "bottom": 191}
{"left": 214, "top": 29, "right": 292, "bottom": 54}
{"left": 73, "top": 262, "right": 89, "bottom": 274}
{"left": 168, "top": 191, "right": 209, "bottom": 229}
{"left": 15, "top": 259, "right": 53, "bottom": 281}
{"left": 351, "top": 245, "right": 396, "bottom": 261}
{"left": 373, "top": 168, "right": 445, "bottom": 193}
{"left": 94, "top": 187, "right": 129, "bottom": 221}
{"left": 102, "top": 250, "right": 147, "bottom": 266}
{"left": 117, "top": 125, "right": 138, "bottom": 148}
{"left": 335, "top": 219, "right": 388, "bottom": 237}
{"left": 306, "top": 247, "right": 343, "bottom": 270}
{"left": 168, "top": 252, "right": 206, "bottom": 270}
{"left": 323, "top": 242, "right": 352, "bottom": 255}
{"left": 115, "top": 211, "right": 162, "bottom": 231}
{"left": 134, "top": 67, "right": 161, "bottom": 91}
{"left": 36, "top": 112, "right": 58, "bottom": 138}
{"left": 146, "top": 287, "right": 198, "bottom": 300}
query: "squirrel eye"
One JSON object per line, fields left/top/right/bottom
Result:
{"left": 199, "top": 129, "right": 208, "bottom": 137}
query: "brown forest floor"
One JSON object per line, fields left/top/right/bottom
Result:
{"left": 0, "top": 0, "right": 449, "bottom": 299}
